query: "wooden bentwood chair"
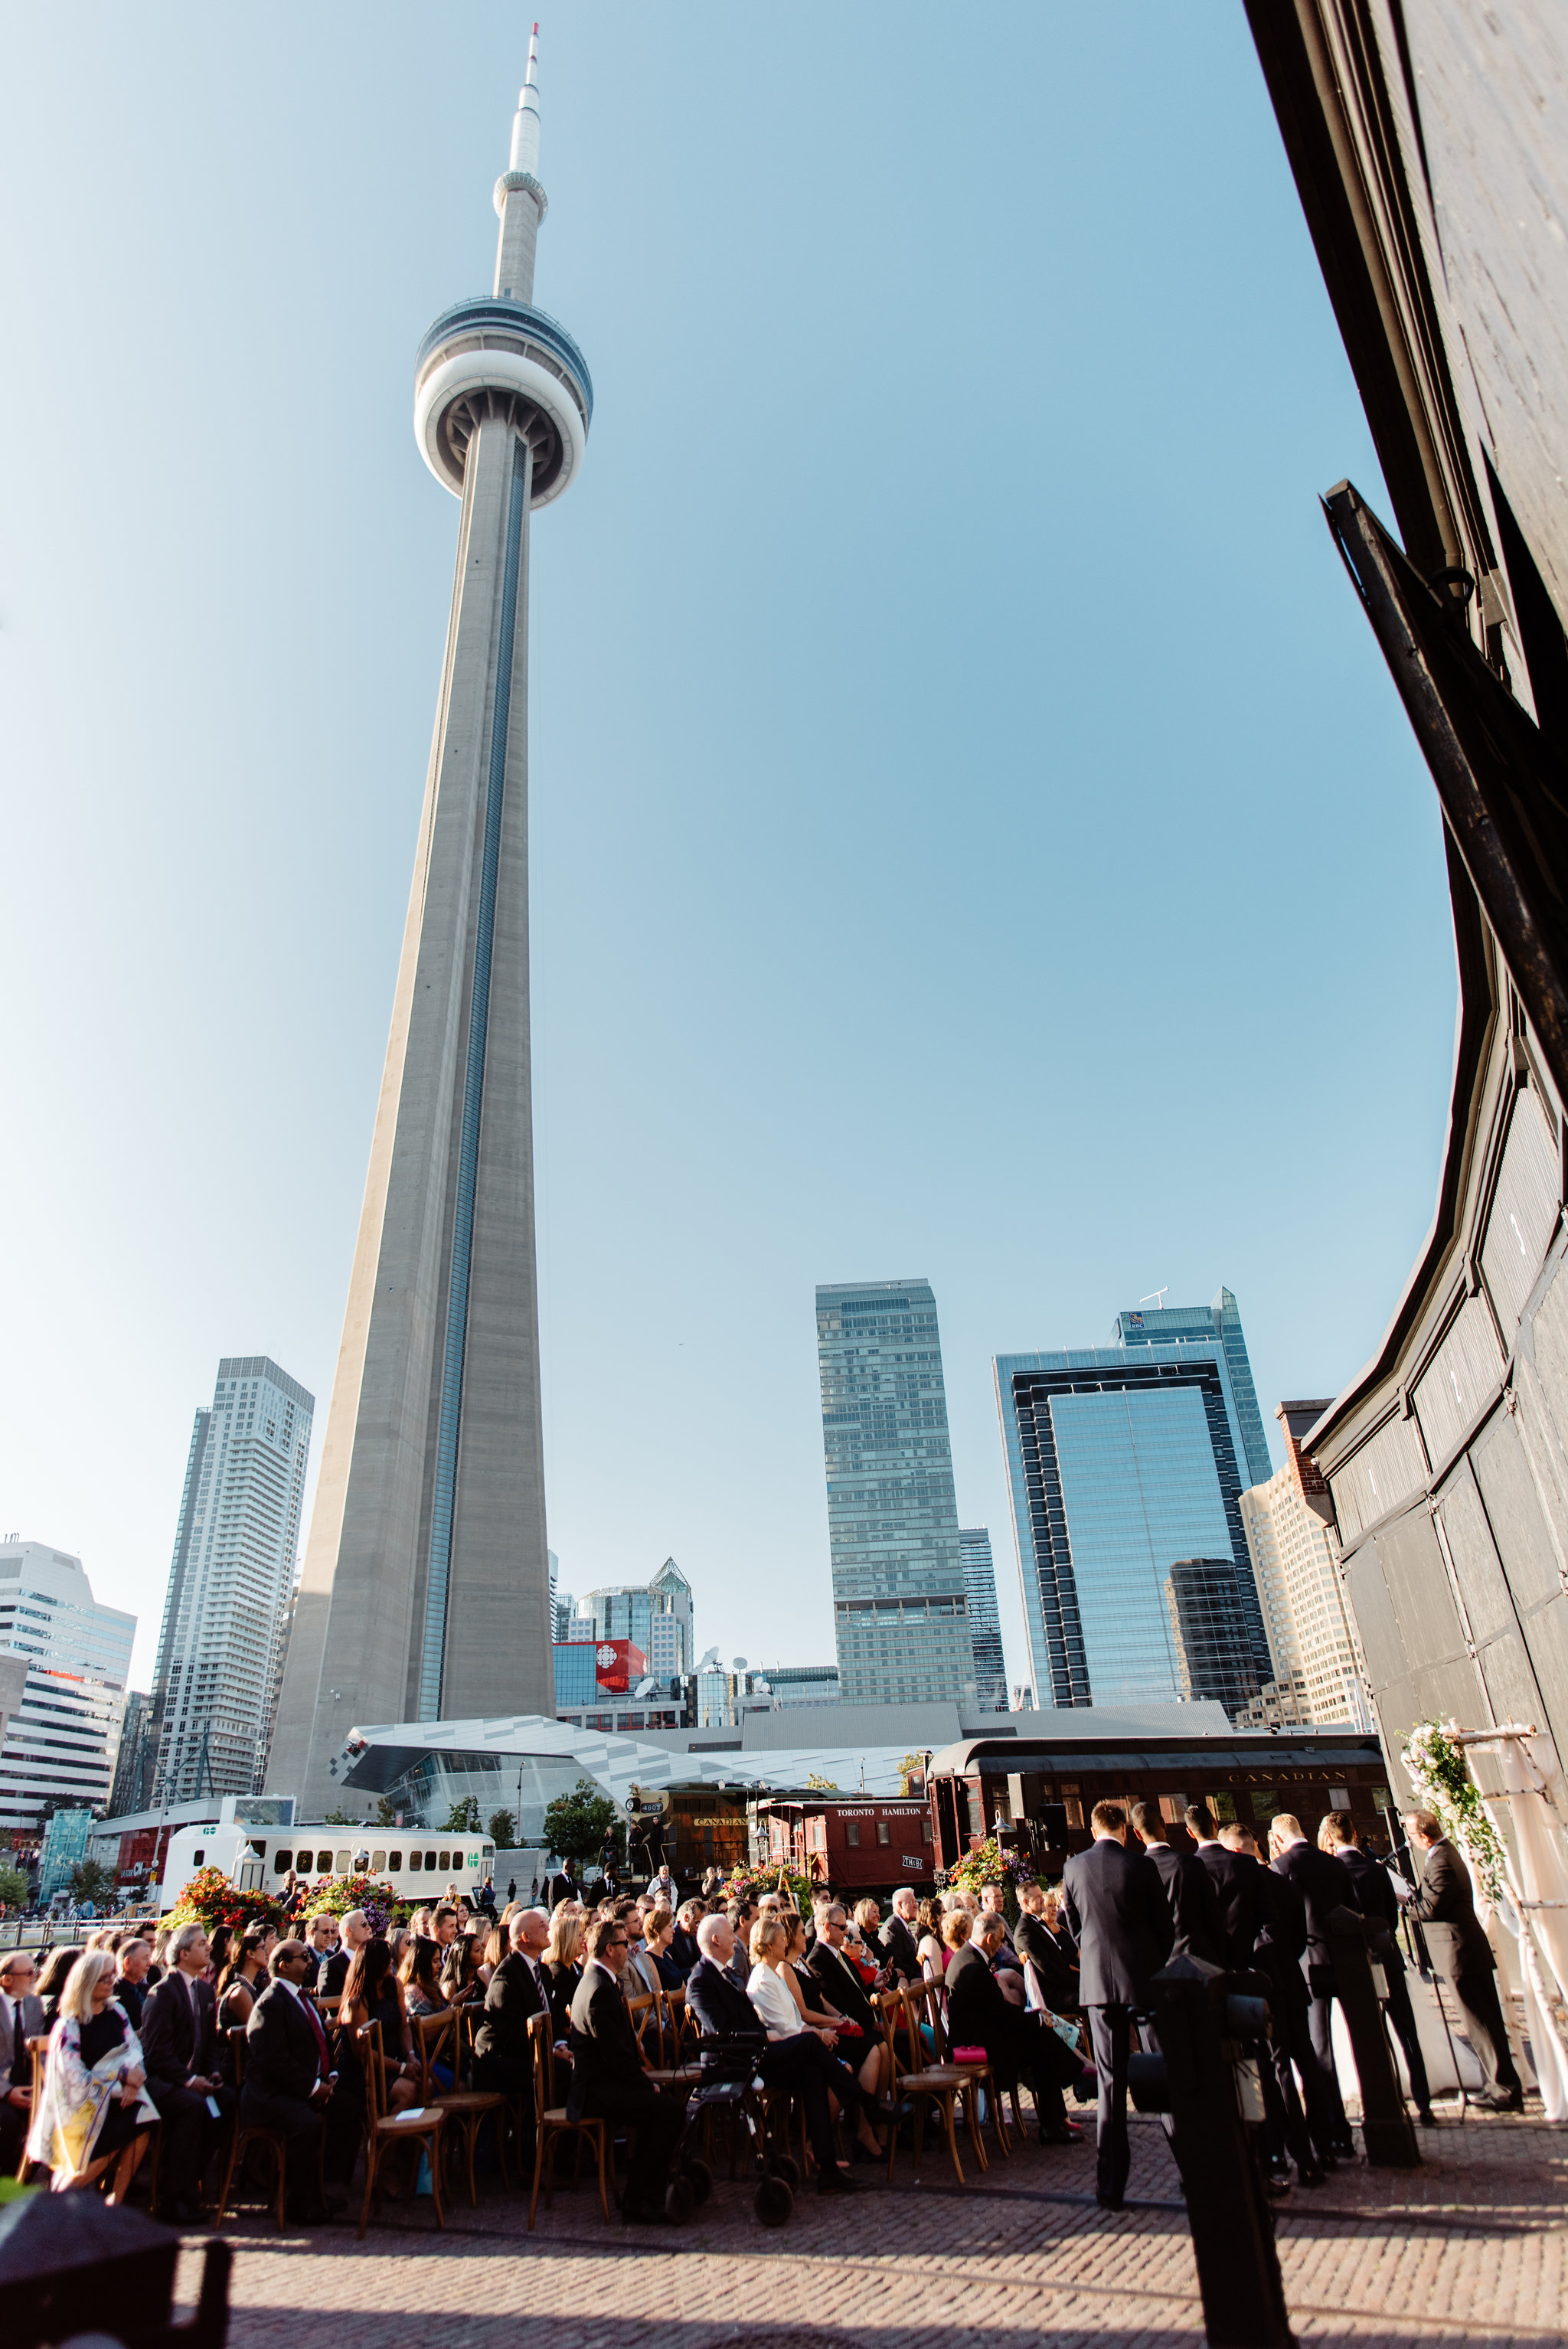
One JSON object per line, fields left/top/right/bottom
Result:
{"left": 214, "top": 2026, "right": 315, "bottom": 2231}
{"left": 411, "top": 2008, "right": 508, "bottom": 2204}
{"left": 876, "top": 1983, "right": 992, "bottom": 2184}
{"left": 527, "top": 2008, "right": 611, "bottom": 2230}
{"left": 354, "top": 2021, "right": 446, "bottom": 2239}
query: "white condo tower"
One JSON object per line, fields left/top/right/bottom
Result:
{"left": 270, "top": 31, "right": 590, "bottom": 1812}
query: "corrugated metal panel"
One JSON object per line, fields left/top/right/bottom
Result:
{"left": 1481, "top": 1087, "right": 1561, "bottom": 1336}
{"left": 1412, "top": 1295, "right": 1506, "bottom": 1469}
{"left": 1332, "top": 1413, "right": 1428, "bottom": 1546}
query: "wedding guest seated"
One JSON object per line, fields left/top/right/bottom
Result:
{"left": 335, "top": 1936, "right": 419, "bottom": 2139}
{"left": 567, "top": 1913, "right": 685, "bottom": 2223}
{"left": 139, "top": 1923, "right": 234, "bottom": 2221}
{"left": 1014, "top": 1882, "right": 1080, "bottom": 2014}
{"left": 301, "top": 1914, "right": 340, "bottom": 1992}
{"left": 215, "top": 1929, "right": 274, "bottom": 2033}
{"left": 35, "top": 1946, "right": 81, "bottom": 2029}
{"left": 28, "top": 1949, "right": 157, "bottom": 2201}
{"left": 669, "top": 1900, "right": 705, "bottom": 1977}
{"left": 474, "top": 1910, "right": 549, "bottom": 2120}
{"left": 803, "top": 1904, "right": 892, "bottom": 2102}
{"left": 746, "top": 1914, "right": 885, "bottom": 2168}
{"left": 441, "top": 1930, "right": 488, "bottom": 2009}
{"left": 914, "top": 1900, "right": 946, "bottom": 1981}
{"left": 543, "top": 1907, "right": 586, "bottom": 2040}
{"left": 946, "top": 1911, "right": 1086, "bottom": 2145}
{"left": 645, "top": 1907, "right": 685, "bottom": 1991}
{"left": 111, "top": 1934, "right": 154, "bottom": 2030}
{"left": 0, "top": 1951, "right": 44, "bottom": 2175}
{"left": 241, "top": 1942, "right": 341, "bottom": 2224}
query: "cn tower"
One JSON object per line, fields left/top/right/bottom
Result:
{"left": 270, "top": 30, "right": 589, "bottom": 1811}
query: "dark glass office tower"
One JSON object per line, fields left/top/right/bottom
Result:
{"left": 817, "top": 1280, "right": 976, "bottom": 1707}
{"left": 995, "top": 1289, "right": 1272, "bottom": 1711}
{"left": 1164, "top": 1558, "right": 1263, "bottom": 1721}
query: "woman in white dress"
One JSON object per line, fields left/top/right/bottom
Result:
{"left": 746, "top": 1915, "right": 884, "bottom": 2163}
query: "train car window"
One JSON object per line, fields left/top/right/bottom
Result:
{"left": 371, "top": 1849, "right": 387, "bottom": 1872}
{"left": 876, "top": 1821, "right": 890, "bottom": 1845}
{"left": 438, "top": 1850, "right": 450, "bottom": 1871}
{"left": 844, "top": 1822, "right": 861, "bottom": 1847}
{"left": 426, "top": 1850, "right": 438, "bottom": 1870}
{"left": 193, "top": 1849, "right": 204, "bottom": 1867}
{"left": 389, "top": 1851, "right": 403, "bottom": 1871}
{"left": 274, "top": 1850, "right": 293, "bottom": 1874}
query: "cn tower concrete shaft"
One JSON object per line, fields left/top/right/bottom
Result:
{"left": 269, "top": 41, "right": 589, "bottom": 1812}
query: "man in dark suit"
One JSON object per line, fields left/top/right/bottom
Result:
{"left": 318, "top": 1910, "right": 368, "bottom": 2004}
{"left": 0, "top": 1949, "right": 46, "bottom": 2174}
{"left": 567, "top": 1912, "right": 686, "bottom": 2222}
{"left": 240, "top": 1941, "right": 338, "bottom": 2224}
{"left": 1401, "top": 1811, "right": 1522, "bottom": 2110}
{"left": 669, "top": 1900, "right": 704, "bottom": 1978}
{"left": 1187, "top": 1803, "right": 1264, "bottom": 1968}
{"left": 139, "top": 1923, "right": 236, "bottom": 2223}
{"left": 947, "top": 1914, "right": 1085, "bottom": 2142}
{"left": 1014, "top": 1883, "right": 1080, "bottom": 2013}
{"left": 1131, "top": 1802, "right": 1223, "bottom": 1962}
{"left": 687, "top": 1913, "right": 864, "bottom": 2193}
{"left": 111, "top": 1934, "right": 154, "bottom": 2030}
{"left": 474, "top": 1909, "right": 549, "bottom": 2122}
{"left": 1269, "top": 1813, "right": 1355, "bottom": 2157}
{"left": 723, "top": 1900, "right": 756, "bottom": 1990}
{"left": 1063, "top": 1799, "right": 1174, "bottom": 2208}
{"left": 878, "top": 1887, "right": 923, "bottom": 1986}
{"left": 1321, "top": 1811, "right": 1433, "bottom": 2123}
{"left": 805, "top": 1903, "right": 887, "bottom": 2039}
{"left": 1219, "top": 1824, "right": 1330, "bottom": 2184}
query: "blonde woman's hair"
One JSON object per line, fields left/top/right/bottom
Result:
{"left": 940, "top": 1909, "right": 972, "bottom": 1952}
{"left": 854, "top": 1898, "right": 880, "bottom": 1932}
{"left": 750, "top": 1914, "right": 789, "bottom": 1967}
{"left": 545, "top": 1909, "right": 583, "bottom": 1968}
{"left": 61, "top": 1948, "right": 118, "bottom": 2024}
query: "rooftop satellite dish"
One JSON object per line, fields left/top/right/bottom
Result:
{"left": 732, "top": 1656, "right": 748, "bottom": 1671}
{"left": 698, "top": 1646, "right": 721, "bottom": 1671}
{"left": 632, "top": 1676, "right": 656, "bottom": 1698}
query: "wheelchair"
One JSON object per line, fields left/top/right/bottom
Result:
{"left": 677, "top": 2030, "right": 801, "bottom": 2226}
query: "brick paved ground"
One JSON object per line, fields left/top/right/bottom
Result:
{"left": 182, "top": 2091, "right": 1565, "bottom": 2349}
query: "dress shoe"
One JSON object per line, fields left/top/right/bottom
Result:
{"left": 1264, "top": 2174, "right": 1292, "bottom": 2197}
{"left": 1416, "top": 2107, "right": 1436, "bottom": 2125}
{"left": 1478, "top": 2088, "right": 1524, "bottom": 2112}
{"left": 1040, "top": 2123, "right": 1083, "bottom": 2145}
{"left": 167, "top": 2197, "right": 203, "bottom": 2228}
{"left": 1095, "top": 2191, "right": 1124, "bottom": 2212}
{"left": 817, "top": 2167, "right": 862, "bottom": 2193}
{"left": 1297, "top": 2168, "right": 1327, "bottom": 2187}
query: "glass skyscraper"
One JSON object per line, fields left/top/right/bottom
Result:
{"left": 817, "top": 1280, "right": 976, "bottom": 1707}
{"left": 960, "top": 1528, "right": 1008, "bottom": 1712}
{"left": 995, "top": 1289, "right": 1273, "bottom": 1715}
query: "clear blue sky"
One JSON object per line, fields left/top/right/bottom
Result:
{"left": 1, "top": 5, "right": 1455, "bottom": 1697}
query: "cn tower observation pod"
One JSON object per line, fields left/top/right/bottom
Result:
{"left": 413, "top": 298, "right": 593, "bottom": 505}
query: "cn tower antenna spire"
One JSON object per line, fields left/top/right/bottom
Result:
{"left": 494, "top": 22, "right": 547, "bottom": 302}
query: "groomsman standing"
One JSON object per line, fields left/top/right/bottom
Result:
{"left": 1063, "top": 1800, "right": 1174, "bottom": 2210}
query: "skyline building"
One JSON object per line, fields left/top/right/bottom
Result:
{"left": 817, "top": 1279, "right": 976, "bottom": 1708}
{"left": 1239, "top": 1401, "right": 1374, "bottom": 1732}
{"left": 960, "top": 1527, "right": 1008, "bottom": 1712}
{"left": 1163, "top": 1558, "right": 1262, "bottom": 1721}
{"left": 108, "top": 1688, "right": 153, "bottom": 1817}
{"left": 152, "top": 1357, "right": 315, "bottom": 1803}
{"left": 269, "top": 35, "right": 592, "bottom": 1811}
{"left": 995, "top": 1288, "right": 1272, "bottom": 1711}
{"left": 0, "top": 1542, "right": 135, "bottom": 1838}
{"left": 573, "top": 1560, "right": 694, "bottom": 1683}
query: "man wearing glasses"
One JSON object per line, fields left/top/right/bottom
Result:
{"left": 566, "top": 1913, "right": 688, "bottom": 2223}
{"left": 0, "top": 1951, "right": 44, "bottom": 2173}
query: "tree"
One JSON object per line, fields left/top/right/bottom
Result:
{"left": 487, "top": 1808, "right": 517, "bottom": 1850}
{"left": 443, "top": 1796, "right": 482, "bottom": 1834}
{"left": 0, "top": 1861, "right": 28, "bottom": 1909}
{"left": 541, "top": 1778, "right": 620, "bottom": 1866}
{"left": 70, "top": 1859, "right": 116, "bottom": 1910}
{"left": 321, "top": 1808, "right": 358, "bottom": 1828}
{"left": 375, "top": 1795, "right": 400, "bottom": 1828}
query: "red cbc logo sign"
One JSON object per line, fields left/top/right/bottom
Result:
{"left": 596, "top": 1645, "right": 617, "bottom": 1669}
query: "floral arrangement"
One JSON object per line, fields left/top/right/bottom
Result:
{"left": 165, "top": 1864, "right": 283, "bottom": 1938}
{"left": 721, "top": 1863, "right": 815, "bottom": 1914}
{"left": 296, "top": 1871, "right": 411, "bottom": 1936}
{"left": 943, "top": 1834, "right": 1038, "bottom": 1905}
{"left": 1400, "top": 1718, "right": 1509, "bottom": 1904}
